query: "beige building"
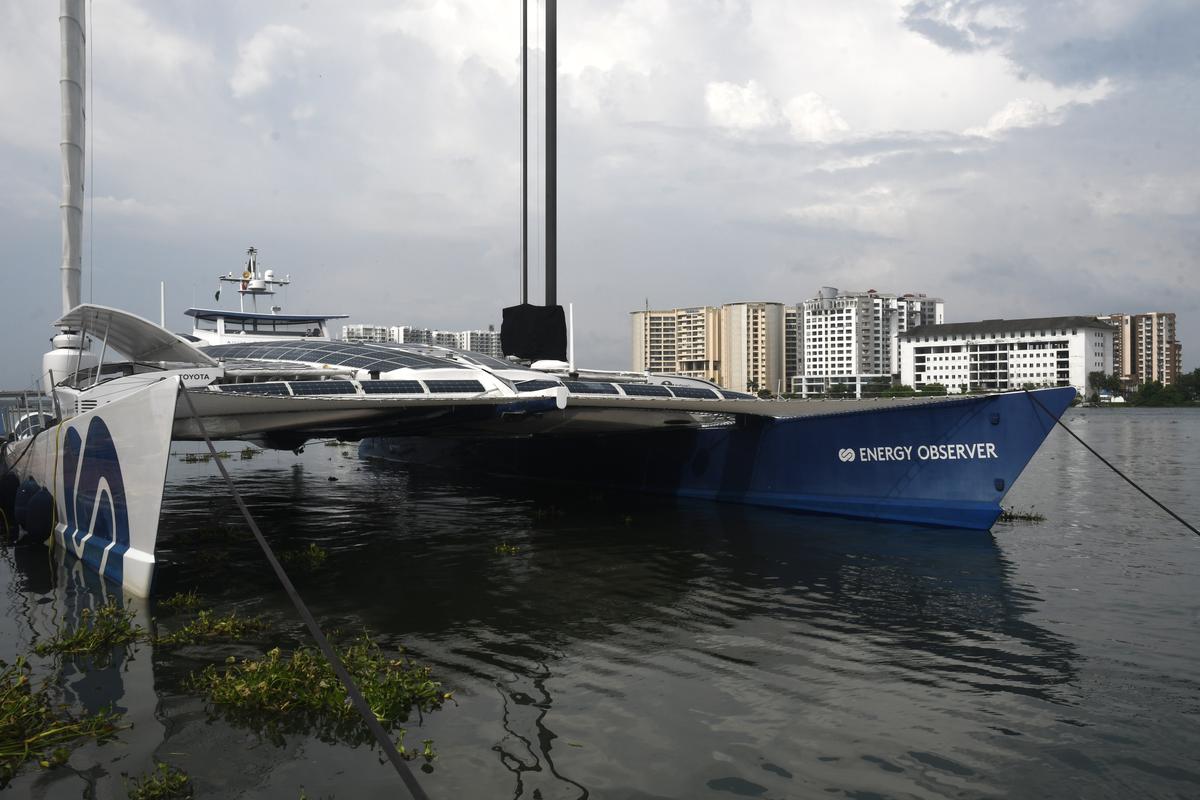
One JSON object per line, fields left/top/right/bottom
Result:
{"left": 631, "top": 302, "right": 786, "bottom": 391}
{"left": 720, "top": 302, "right": 786, "bottom": 393}
{"left": 1098, "top": 312, "right": 1182, "bottom": 386}
{"left": 630, "top": 307, "right": 721, "bottom": 382}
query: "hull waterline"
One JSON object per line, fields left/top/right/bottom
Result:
{"left": 363, "top": 387, "right": 1076, "bottom": 530}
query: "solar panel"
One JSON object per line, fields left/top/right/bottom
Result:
{"left": 203, "top": 340, "right": 451, "bottom": 373}
{"left": 719, "top": 390, "right": 755, "bottom": 400}
{"left": 618, "top": 384, "right": 672, "bottom": 397}
{"left": 667, "top": 386, "right": 719, "bottom": 400}
{"left": 361, "top": 380, "right": 425, "bottom": 394}
{"left": 287, "top": 380, "right": 357, "bottom": 396}
{"left": 561, "top": 381, "right": 621, "bottom": 395}
{"left": 425, "top": 380, "right": 485, "bottom": 393}
{"left": 515, "top": 379, "right": 562, "bottom": 392}
{"left": 217, "top": 382, "right": 290, "bottom": 395}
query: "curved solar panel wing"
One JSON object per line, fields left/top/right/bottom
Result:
{"left": 667, "top": 386, "right": 720, "bottom": 400}
{"left": 618, "top": 384, "right": 672, "bottom": 397}
{"left": 562, "top": 381, "right": 620, "bottom": 395}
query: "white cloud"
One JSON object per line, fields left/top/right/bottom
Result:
{"left": 705, "top": 79, "right": 783, "bottom": 133}
{"left": 967, "top": 97, "right": 1053, "bottom": 137}
{"left": 230, "top": 24, "right": 309, "bottom": 99}
{"left": 783, "top": 92, "right": 850, "bottom": 142}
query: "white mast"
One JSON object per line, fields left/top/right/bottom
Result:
{"left": 59, "top": 0, "right": 85, "bottom": 314}
{"left": 43, "top": 0, "right": 95, "bottom": 397}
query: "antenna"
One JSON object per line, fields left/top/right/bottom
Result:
{"left": 545, "top": 0, "right": 556, "bottom": 307}
{"left": 521, "top": 0, "right": 528, "bottom": 304}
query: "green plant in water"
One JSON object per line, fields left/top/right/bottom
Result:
{"left": 126, "top": 762, "right": 193, "bottom": 800}
{"left": 998, "top": 506, "right": 1046, "bottom": 523}
{"left": 187, "top": 636, "right": 450, "bottom": 755}
{"left": 156, "top": 610, "right": 268, "bottom": 648}
{"left": 0, "top": 657, "right": 119, "bottom": 786}
{"left": 239, "top": 446, "right": 258, "bottom": 460}
{"left": 494, "top": 542, "right": 520, "bottom": 555}
{"left": 158, "top": 590, "right": 202, "bottom": 613}
{"left": 33, "top": 602, "right": 144, "bottom": 664}
{"left": 279, "top": 543, "right": 328, "bottom": 571}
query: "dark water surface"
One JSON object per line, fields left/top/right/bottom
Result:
{"left": 2, "top": 408, "right": 1198, "bottom": 799}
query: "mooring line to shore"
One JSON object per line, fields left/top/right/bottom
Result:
{"left": 1024, "top": 390, "right": 1199, "bottom": 537}
{"left": 178, "top": 385, "right": 433, "bottom": 800}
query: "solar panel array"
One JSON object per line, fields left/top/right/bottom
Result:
{"left": 217, "top": 382, "right": 290, "bottom": 395}
{"left": 562, "top": 381, "right": 621, "bottom": 395}
{"left": 618, "top": 384, "right": 672, "bottom": 397}
{"left": 515, "top": 379, "right": 562, "bottom": 392}
{"left": 425, "top": 380, "right": 485, "bottom": 394}
{"left": 202, "top": 340, "right": 451, "bottom": 372}
{"left": 288, "top": 380, "right": 357, "bottom": 396}
{"left": 360, "top": 380, "right": 425, "bottom": 395}
{"left": 665, "top": 386, "right": 720, "bottom": 400}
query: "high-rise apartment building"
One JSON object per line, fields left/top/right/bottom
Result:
{"left": 721, "top": 302, "right": 786, "bottom": 393}
{"left": 630, "top": 307, "right": 721, "bottom": 383}
{"left": 630, "top": 303, "right": 784, "bottom": 390}
{"left": 1097, "top": 312, "right": 1182, "bottom": 386}
{"left": 784, "top": 307, "right": 801, "bottom": 391}
{"left": 795, "top": 288, "right": 943, "bottom": 397}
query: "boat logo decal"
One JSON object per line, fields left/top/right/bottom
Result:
{"left": 61, "top": 416, "right": 130, "bottom": 586}
{"left": 841, "top": 443, "right": 999, "bottom": 463}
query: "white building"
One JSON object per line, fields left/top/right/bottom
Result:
{"left": 341, "top": 324, "right": 389, "bottom": 343}
{"left": 898, "top": 316, "right": 1114, "bottom": 396}
{"left": 390, "top": 326, "right": 433, "bottom": 345}
{"left": 458, "top": 329, "right": 503, "bottom": 359}
{"left": 796, "top": 288, "right": 943, "bottom": 397}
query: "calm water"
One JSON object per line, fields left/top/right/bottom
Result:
{"left": 2, "top": 408, "right": 1198, "bottom": 799}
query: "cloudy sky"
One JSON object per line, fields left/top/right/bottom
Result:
{"left": 1, "top": 0, "right": 1196, "bottom": 386}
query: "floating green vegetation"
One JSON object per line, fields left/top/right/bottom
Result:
{"left": 279, "top": 543, "right": 329, "bottom": 571}
{"left": 494, "top": 542, "right": 520, "bottom": 556}
{"left": 0, "top": 657, "right": 119, "bottom": 785}
{"left": 187, "top": 637, "right": 450, "bottom": 755}
{"left": 324, "top": 440, "right": 341, "bottom": 447}
{"left": 125, "top": 762, "right": 193, "bottom": 800}
{"left": 239, "top": 446, "right": 259, "bottom": 460}
{"left": 156, "top": 610, "right": 268, "bottom": 648}
{"left": 33, "top": 603, "right": 144, "bottom": 664}
{"left": 214, "top": 450, "right": 232, "bottom": 460}
{"left": 999, "top": 507, "right": 1046, "bottom": 523}
{"left": 158, "top": 590, "right": 202, "bottom": 613}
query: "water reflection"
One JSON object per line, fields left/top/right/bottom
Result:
{"left": 0, "top": 446, "right": 1082, "bottom": 799}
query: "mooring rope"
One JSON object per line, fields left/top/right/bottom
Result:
{"left": 178, "top": 386, "right": 432, "bottom": 800}
{"left": 1024, "top": 390, "right": 1199, "bottom": 537}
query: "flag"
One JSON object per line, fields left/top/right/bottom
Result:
{"left": 214, "top": 288, "right": 221, "bottom": 302}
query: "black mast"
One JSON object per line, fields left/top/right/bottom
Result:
{"left": 521, "top": 0, "right": 528, "bottom": 303}
{"left": 545, "top": 0, "right": 557, "bottom": 307}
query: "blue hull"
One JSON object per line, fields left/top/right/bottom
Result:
{"left": 362, "top": 387, "right": 1075, "bottom": 530}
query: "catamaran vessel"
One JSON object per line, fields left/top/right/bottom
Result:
{"left": 0, "top": 1, "right": 1075, "bottom": 598}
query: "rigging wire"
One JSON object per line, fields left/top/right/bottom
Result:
{"left": 1024, "top": 390, "right": 1199, "bottom": 537}
{"left": 178, "top": 385, "right": 433, "bottom": 800}
{"left": 88, "top": 0, "right": 94, "bottom": 304}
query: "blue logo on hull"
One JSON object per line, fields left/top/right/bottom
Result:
{"left": 62, "top": 417, "right": 130, "bottom": 586}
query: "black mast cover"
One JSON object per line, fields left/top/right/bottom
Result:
{"left": 502, "top": 0, "right": 566, "bottom": 362}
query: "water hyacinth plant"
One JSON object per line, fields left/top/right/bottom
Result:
{"left": 187, "top": 636, "right": 450, "bottom": 754}
{"left": 155, "top": 610, "right": 268, "bottom": 648}
{"left": 125, "top": 762, "right": 193, "bottom": 800}
{"left": 0, "top": 657, "right": 119, "bottom": 785}
{"left": 32, "top": 603, "right": 144, "bottom": 665}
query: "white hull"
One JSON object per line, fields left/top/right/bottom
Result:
{"left": 4, "top": 377, "right": 178, "bottom": 597}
